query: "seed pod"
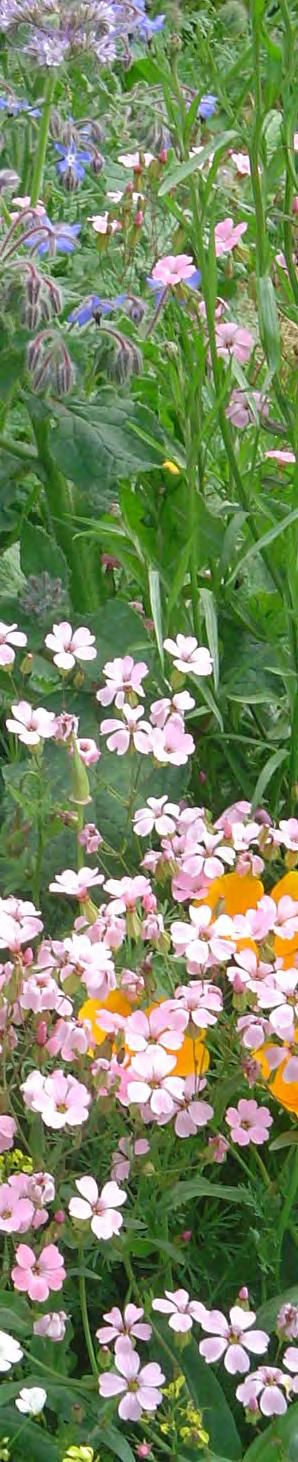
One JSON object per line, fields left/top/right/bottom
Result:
{"left": 91, "top": 149, "right": 104, "bottom": 175}
{"left": 125, "top": 295, "right": 146, "bottom": 324}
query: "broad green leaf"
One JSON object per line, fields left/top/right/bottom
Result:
{"left": 50, "top": 398, "right": 171, "bottom": 495}
{"left": 251, "top": 748, "right": 287, "bottom": 809}
{"left": 270, "top": 1129, "right": 298, "bottom": 1151}
{"left": 20, "top": 523, "right": 69, "bottom": 587}
{"left": 102, "top": 1427, "right": 135, "bottom": 1462}
{"left": 200, "top": 588, "right": 219, "bottom": 691}
{"left": 166, "top": 1176, "right": 252, "bottom": 1208}
{"left": 149, "top": 568, "right": 164, "bottom": 667}
{"left": 243, "top": 1402, "right": 298, "bottom": 1460}
{"left": 158, "top": 131, "right": 238, "bottom": 194}
{"left": 0, "top": 544, "right": 26, "bottom": 599}
{"left": 0, "top": 1291, "right": 31, "bottom": 1335}
{"left": 0, "top": 1408, "right": 59, "bottom": 1460}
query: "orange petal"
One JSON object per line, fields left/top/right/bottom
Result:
{"left": 271, "top": 870, "right": 298, "bottom": 902}
{"left": 197, "top": 872, "right": 264, "bottom": 917}
{"left": 255, "top": 1042, "right": 298, "bottom": 1115}
{"left": 172, "top": 1035, "right": 210, "bottom": 1078}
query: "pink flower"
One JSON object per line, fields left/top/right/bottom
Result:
{"left": 96, "top": 1304, "right": 152, "bottom": 1345}
{"left": 69, "top": 1177, "right": 126, "bottom": 1240}
{"left": 175, "top": 979, "right": 223, "bottom": 1028}
{"left": 257, "top": 969, "right": 298, "bottom": 1039}
{"left": 21, "top": 1069, "right": 90, "bottom": 1128}
{"left": 215, "top": 321, "right": 254, "bottom": 364}
{"left": 99, "top": 1335, "right": 165, "bottom": 1420}
{"left": 49, "top": 867, "right": 104, "bottom": 899}
{"left": 277, "top": 1304, "right": 298, "bottom": 1340}
{"left": 0, "top": 1114, "right": 16, "bottom": 1153}
{"left": 45, "top": 621, "right": 97, "bottom": 671}
{"left": 171, "top": 904, "right": 236, "bottom": 972}
{"left": 0, "top": 1182, "right": 34, "bottom": 1234}
{"left": 151, "top": 254, "right": 197, "bottom": 287}
{"left": 126, "top": 1046, "right": 183, "bottom": 1119}
{"left": 76, "top": 737, "right": 100, "bottom": 765}
{"left": 6, "top": 701, "right": 57, "bottom": 746}
{"left": 79, "top": 823, "right": 102, "bottom": 854}
{"left": 33, "top": 1311, "right": 67, "bottom": 1341}
{"left": 173, "top": 1075, "right": 214, "bottom": 1137}
{"left": 125, "top": 1003, "right": 187, "bottom": 1053}
{"left": 100, "top": 703, "right": 152, "bottom": 756}
{"left": 276, "top": 818, "right": 298, "bottom": 851}
{"left": 0, "top": 622, "right": 27, "bottom": 668}
{"left": 88, "top": 212, "right": 121, "bottom": 234}
{"left": 163, "top": 635, "right": 212, "bottom": 677}
{"left": 152, "top": 1289, "right": 207, "bottom": 1333}
{"left": 236, "top": 1367, "right": 288, "bottom": 1415}
{"left": 62, "top": 933, "right": 115, "bottom": 1000}
{"left": 230, "top": 152, "right": 251, "bottom": 176}
{"left": 199, "top": 1304, "right": 269, "bottom": 1374}
{"left": 225, "top": 1099, "right": 272, "bottom": 1146}
{"left": 104, "top": 875, "right": 151, "bottom": 915}
{"left": 96, "top": 656, "right": 149, "bottom": 708}
{"left": 265, "top": 450, "right": 295, "bottom": 466}
{"left": 208, "top": 1134, "right": 229, "bottom": 1164}
{"left": 133, "top": 797, "right": 179, "bottom": 838}
{"left": 214, "top": 217, "right": 247, "bottom": 256}
{"left": 11, "top": 1242, "right": 65, "bottom": 1302}
{"left": 150, "top": 714, "right": 195, "bottom": 767}
{"left": 226, "top": 389, "right": 268, "bottom": 429}
{"left": 118, "top": 151, "right": 154, "bottom": 169}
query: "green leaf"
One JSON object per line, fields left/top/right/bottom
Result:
{"left": 50, "top": 398, "right": 170, "bottom": 496}
{"left": 251, "top": 748, "right": 287, "bottom": 809}
{"left": 103, "top": 1426, "right": 135, "bottom": 1462}
{"left": 270, "top": 1129, "right": 298, "bottom": 1151}
{"left": 153, "top": 1325, "right": 242, "bottom": 1459}
{"left": 0, "top": 1292, "right": 31, "bottom": 1335}
{"left": 166, "top": 1176, "right": 252, "bottom": 1208}
{"left": 226, "top": 506, "right": 298, "bottom": 587}
{"left": 148, "top": 568, "right": 164, "bottom": 667}
{"left": 167, "top": 540, "right": 192, "bottom": 618}
{"left": 200, "top": 588, "right": 219, "bottom": 691}
{"left": 158, "top": 131, "right": 238, "bottom": 194}
{"left": 20, "top": 523, "right": 69, "bottom": 587}
{"left": 0, "top": 1409, "right": 59, "bottom": 1460}
{"left": 257, "top": 275, "right": 280, "bottom": 374}
{"left": 243, "top": 1402, "right": 298, "bottom": 1460}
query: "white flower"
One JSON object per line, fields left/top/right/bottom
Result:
{"left": 0, "top": 1329, "right": 23, "bottom": 1371}
{"left": 16, "top": 1385, "right": 47, "bottom": 1415}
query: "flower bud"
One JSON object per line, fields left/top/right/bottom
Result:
{"left": 91, "top": 150, "right": 104, "bottom": 175}
{"left": 69, "top": 739, "right": 91, "bottom": 806}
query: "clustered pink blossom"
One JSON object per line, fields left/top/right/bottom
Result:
{"left": 12, "top": 1242, "right": 65, "bottom": 1301}
{"left": 99, "top": 1336, "right": 165, "bottom": 1420}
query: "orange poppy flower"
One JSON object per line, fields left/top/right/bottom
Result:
{"left": 171, "top": 1034, "right": 210, "bottom": 1078}
{"left": 255, "top": 1042, "right": 298, "bottom": 1116}
{"left": 199, "top": 872, "right": 264, "bottom": 917}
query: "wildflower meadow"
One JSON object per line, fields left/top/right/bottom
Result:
{"left": 0, "top": 0, "right": 297, "bottom": 1459}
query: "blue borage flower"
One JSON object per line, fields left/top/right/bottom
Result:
{"left": 55, "top": 144, "right": 93, "bottom": 184}
{"left": 134, "top": 0, "right": 165, "bottom": 38}
{"left": 68, "top": 293, "right": 127, "bottom": 325}
{"left": 147, "top": 270, "right": 201, "bottom": 308}
{"left": 0, "top": 95, "right": 41, "bottom": 116}
{"left": 24, "top": 215, "right": 80, "bottom": 256}
{"left": 198, "top": 93, "right": 217, "bottom": 119}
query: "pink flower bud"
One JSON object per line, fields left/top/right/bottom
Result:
{"left": 136, "top": 1446, "right": 152, "bottom": 1459}
{"left": 180, "top": 1229, "right": 192, "bottom": 1242}
{"left": 23, "top": 946, "right": 34, "bottom": 966}
{"left": 53, "top": 1209, "right": 65, "bottom": 1225}
{"left": 36, "top": 1020, "right": 48, "bottom": 1046}
{"left": 238, "top": 1287, "right": 249, "bottom": 1300}
{"left": 159, "top": 148, "right": 168, "bottom": 164}
{"left": 292, "top": 196, "right": 298, "bottom": 213}
{"left": 198, "top": 769, "right": 207, "bottom": 783}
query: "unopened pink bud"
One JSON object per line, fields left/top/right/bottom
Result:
{"left": 292, "top": 196, "right": 298, "bottom": 213}
{"left": 233, "top": 973, "right": 245, "bottom": 994}
{"left": 136, "top": 1445, "right": 152, "bottom": 1459}
{"left": 23, "top": 946, "right": 34, "bottom": 966}
{"left": 238, "top": 1286, "right": 249, "bottom": 1300}
{"left": 180, "top": 1229, "right": 192, "bottom": 1242}
{"left": 36, "top": 1020, "right": 48, "bottom": 1046}
{"left": 198, "top": 769, "right": 207, "bottom": 783}
{"left": 159, "top": 148, "right": 168, "bottom": 164}
{"left": 53, "top": 1209, "right": 65, "bottom": 1224}
{"left": 247, "top": 1396, "right": 259, "bottom": 1414}
{"left": 134, "top": 210, "right": 144, "bottom": 227}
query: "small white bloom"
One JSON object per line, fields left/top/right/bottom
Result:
{"left": 0, "top": 1330, "right": 23, "bottom": 1372}
{"left": 16, "top": 1385, "right": 47, "bottom": 1415}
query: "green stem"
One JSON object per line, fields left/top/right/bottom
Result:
{"left": 79, "top": 1267, "right": 98, "bottom": 1380}
{"left": 30, "top": 72, "right": 57, "bottom": 206}
{"left": 249, "top": 0, "right": 267, "bottom": 277}
{"left": 0, "top": 433, "right": 37, "bottom": 463}
{"left": 276, "top": 1148, "right": 298, "bottom": 1274}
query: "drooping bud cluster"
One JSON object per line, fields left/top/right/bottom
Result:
{"left": 27, "top": 329, "right": 75, "bottom": 395}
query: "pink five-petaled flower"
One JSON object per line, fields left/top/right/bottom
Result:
{"left": 214, "top": 218, "right": 247, "bottom": 256}
{"left": 215, "top": 321, "right": 254, "bottom": 364}
{"left": 21, "top": 1069, "right": 91, "bottom": 1129}
{"left": 100, "top": 703, "right": 152, "bottom": 756}
{"left": 151, "top": 254, "right": 197, "bottom": 287}
{"left": 11, "top": 1242, "right": 65, "bottom": 1302}
{"left": 149, "top": 715, "right": 195, "bottom": 767}
{"left": 96, "top": 656, "right": 149, "bottom": 709}
{"left": 0, "top": 1182, "right": 34, "bottom": 1234}
{"left": 133, "top": 797, "right": 179, "bottom": 838}
{"left": 96, "top": 1304, "right": 152, "bottom": 1346}
{"left": 199, "top": 1304, "right": 269, "bottom": 1374}
{"left": 236, "top": 1367, "right": 289, "bottom": 1415}
{"left": 6, "top": 701, "right": 57, "bottom": 746}
{"left": 99, "top": 1335, "right": 165, "bottom": 1420}
{"left": 126, "top": 1046, "right": 183, "bottom": 1119}
{"left": 175, "top": 980, "right": 223, "bottom": 1028}
{"left": 171, "top": 904, "right": 236, "bottom": 972}
{"left": 69, "top": 1177, "right": 126, "bottom": 1240}
{"left": 33, "top": 1312, "right": 67, "bottom": 1342}
{"left": 173, "top": 1075, "right": 214, "bottom": 1138}
{"left": 152, "top": 1289, "right": 207, "bottom": 1333}
{"left": 45, "top": 621, "right": 97, "bottom": 671}
{"left": 225, "top": 1099, "right": 272, "bottom": 1147}
{"left": 125, "top": 1002, "right": 187, "bottom": 1054}
{"left": 49, "top": 867, "right": 104, "bottom": 899}
{"left": 0, "top": 1115, "right": 16, "bottom": 1153}
{"left": 163, "top": 635, "right": 212, "bottom": 677}
{"left": 0, "top": 622, "right": 27, "bottom": 668}
{"left": 265, "top": 450, "right": 295, "bottom": 466}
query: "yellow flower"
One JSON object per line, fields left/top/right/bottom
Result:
{"left": 62, "top": 1448, "right": 97, "bottom": 1462}
{"left": 162, "top": 459, "right": 180, "bottom": 474}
